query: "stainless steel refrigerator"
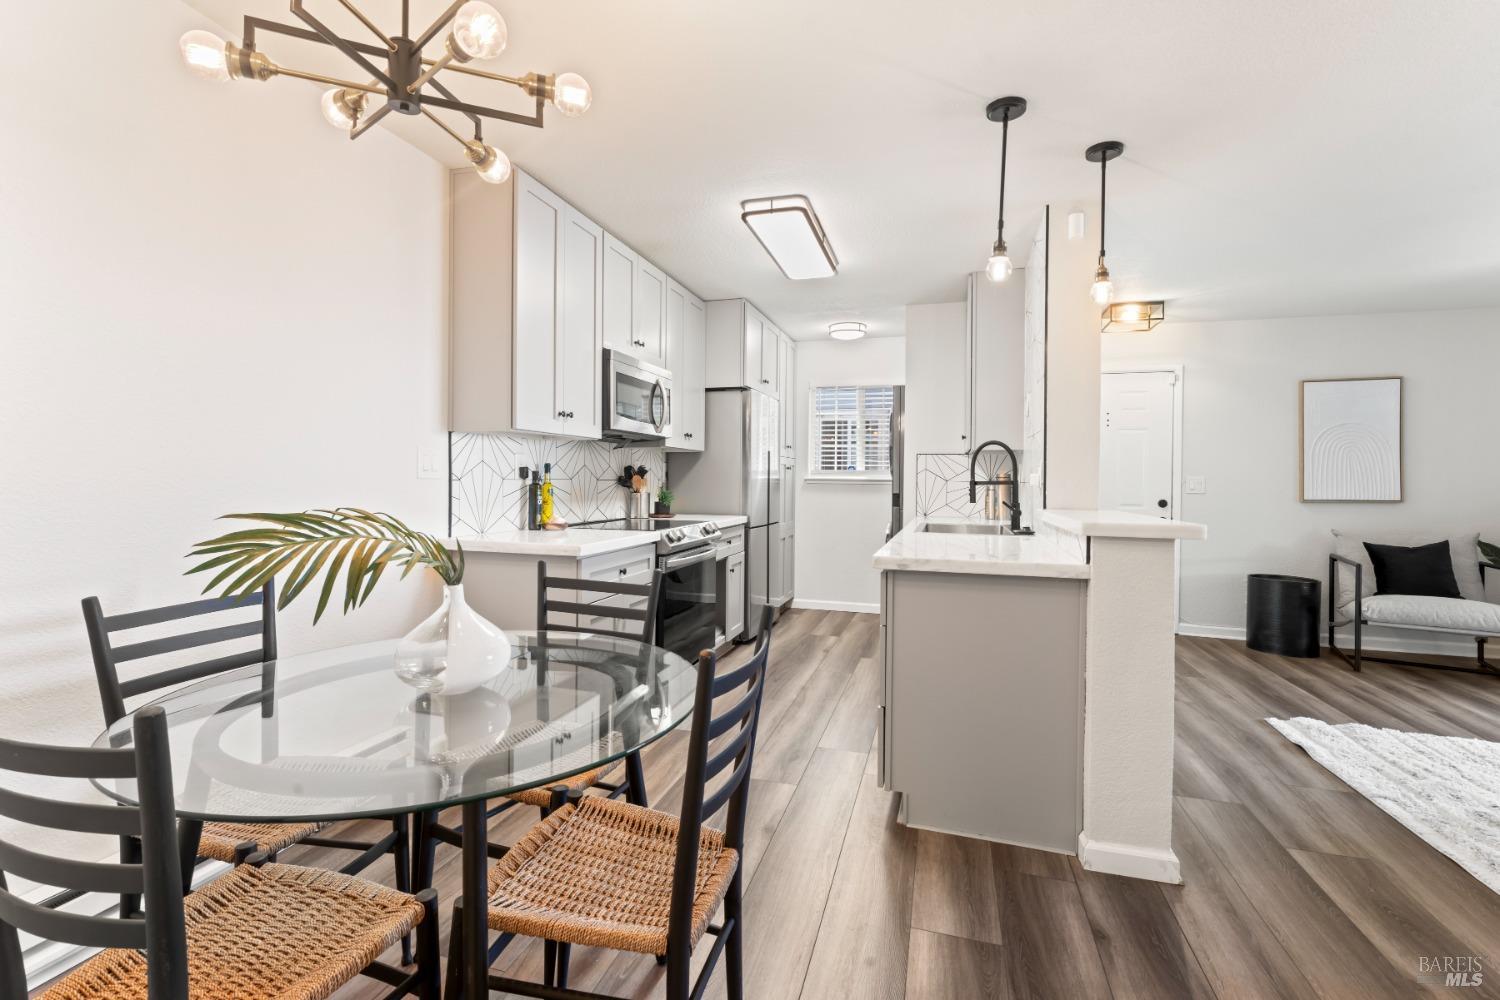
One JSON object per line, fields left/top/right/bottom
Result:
{"left": 888, "top": 386, "right": 906, "bottom": 540}
{"left": 666, "top": 388, "right": 780, "bottom": 641}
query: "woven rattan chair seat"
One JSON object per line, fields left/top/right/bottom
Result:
{"left": 39, "top": 863, "right": 425, "bottom": 1000}
{"left": 196, "top": 820, "right": 323, "bottom": 863}
{"left": 485, "top": 796, "right": 738, "bottom": 955}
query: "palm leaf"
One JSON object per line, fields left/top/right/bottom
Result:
{"left": 186, "top": 507, "right": 461, "bottom": 624}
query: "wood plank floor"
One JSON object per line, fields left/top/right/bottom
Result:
{"left": 52, "top": 612, "right": 1500, "bottom": 999}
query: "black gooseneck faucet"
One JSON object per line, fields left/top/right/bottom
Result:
{"left": 968, "top": 440, "right": 1030, "bottom": 534}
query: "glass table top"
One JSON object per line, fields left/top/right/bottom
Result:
{"left": 92, "top": 632, "right": 697, "bottom": 822}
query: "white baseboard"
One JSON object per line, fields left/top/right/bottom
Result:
{"left": 1077, "top": 833, "right": 1182, "bottom": 884}
{"left": 790, "top": 598, "right": 879, "bottom": 614}
{"left": 1176, "top": 621, "right": 1479, "bottom": 658}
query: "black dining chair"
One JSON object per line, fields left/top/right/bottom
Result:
{"left": 447, "top": 606, "right": 774, "bottom": 1000}
{"left": 82, "top": 583, "right": 416, "bottom": 960}
{"left": 1, "top": 705, "right": 441, "bottom": 1000}
{"left": 411, "top": 563, "right": 664, "bottom": 892}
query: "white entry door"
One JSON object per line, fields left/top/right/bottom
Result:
{"left": 1100, "top": 371, "right": 1176, "bottom": 518}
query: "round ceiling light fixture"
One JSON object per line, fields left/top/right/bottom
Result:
{"left": 1085, "top": 140, "right": 1125, "bottom": 306}
{"left": 829, "top": 322, "right": 866, "bottom": 341}
{"left": 984, "top": 96, "right": 1027, "bottom": 283}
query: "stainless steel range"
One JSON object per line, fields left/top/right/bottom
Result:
{"left": 572, "top": 518, "right": 723, "bottom": 659}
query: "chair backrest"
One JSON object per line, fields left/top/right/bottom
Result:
{"left": 667, "top": 606, "right": 773, "bottom": 957}
{"left": 0, "top": 707, "right": 187, "bottom": 999}
{"left": 83, "top": 583, "right": 278, "bottom": 726}
{"left": 535, "top": 562, "right": 664, "bottom": 645}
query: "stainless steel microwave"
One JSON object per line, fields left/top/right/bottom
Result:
{"left": 603, "top": 350, "right": 672, "bottom": 441}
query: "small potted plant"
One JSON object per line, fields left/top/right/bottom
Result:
{"left": 655, "top": 485, "right": 674, "bottom": 516}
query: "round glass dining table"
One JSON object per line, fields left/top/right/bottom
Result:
{"left": 93, "top": 631, "right": 699, "bottom": 997}
{"left": 92, "top": 632, "right": 698, "bottom": 823}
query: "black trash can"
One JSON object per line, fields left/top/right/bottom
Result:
{"left": 1246, "top": 574, "right": 1321, "bottom": 658}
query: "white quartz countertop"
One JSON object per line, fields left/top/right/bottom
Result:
{"left": 1042, "top": 509, "right": 1207, "bottom": 541}
{"left": 872, "top": 517, "right": 1090, "bottom": 579}
{"left": 449, "top": 514, "right": 748, "bottom": 558}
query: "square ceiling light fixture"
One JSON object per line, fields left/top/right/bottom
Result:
{"left": 1101, "top": 301, "right": 1165, "bottom": 333}
{"left": 740, "top": 195, "right": 838, "bottom": 279}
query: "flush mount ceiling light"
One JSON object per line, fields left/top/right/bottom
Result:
{"left": 740, "top": 195, "right": 838, "bottom": 280}
{"left": 984, "top": 96, "right": 1027, "bottom": 283}
{"left": 178, "top": 1, "right": 592, "bottom": 185}
{"left": 828, "top": 322, "right": 867, "bottom": 341}
{"left": 1085, "top": 140, "right": 1124, "bottom": 306}
{"left": 1101, "top": 301, "right": 1165, "bottom": 333}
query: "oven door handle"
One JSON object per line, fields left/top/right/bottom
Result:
{"left": 662, "top": 547, "right": 715, "bottom": 571}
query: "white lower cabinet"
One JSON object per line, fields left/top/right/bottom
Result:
{"left": 724, "top": 551, "right": 746, "bottom": 640}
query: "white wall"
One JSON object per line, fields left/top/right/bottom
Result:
{"left": 1102, "top": 306, "right": 1500, "bottom": 643}
{"left": 1045, "top": 202, "right": 1103, "bottom": 509}
{"left": 0, "top": 0, "right": 448, "bottom": 861}
{"left": 793, "top": 337, "right": 907, "bottom": 612}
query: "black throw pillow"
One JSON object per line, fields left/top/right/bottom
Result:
{"left": 1362, "top": 540, "right": 1462, "bottom": 599}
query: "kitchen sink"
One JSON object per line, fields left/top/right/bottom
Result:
{"left": 920, "top": 521, "right": 1010, "bottom": 535}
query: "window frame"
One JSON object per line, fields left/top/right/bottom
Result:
{"left": 805, "top": 383, "right": 896, "bottom": 484}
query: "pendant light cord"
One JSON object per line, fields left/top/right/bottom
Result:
{"left": 996, "top": 114, "right": 1009, "bottom": 247}
{"left": 1098, "top": 153, "right": 1107, "bottom": 260}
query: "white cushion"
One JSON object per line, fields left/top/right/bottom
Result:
{"left": 1360, "top": 594, "right": 1500, "bottom": 634}
{"left": 1331, "top": 529, "right": 1483, "bottom": 606}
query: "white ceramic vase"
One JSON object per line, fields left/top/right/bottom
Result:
{"left": 394, "top": 584, "right": 512, "bottom": 695}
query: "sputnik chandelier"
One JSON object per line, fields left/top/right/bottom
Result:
{"left": 179, "top": 1, "right": 592, "bottom": 184}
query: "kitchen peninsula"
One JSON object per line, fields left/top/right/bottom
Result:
{"left": 874, "top": 509, "right": 1205, "bottom": 883}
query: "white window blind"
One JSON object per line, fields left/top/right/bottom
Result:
{"left": 811, "top": 385, "right": 894, "bottom": 477}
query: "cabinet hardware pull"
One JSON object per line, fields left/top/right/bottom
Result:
{"left": 618, "top": 567, "right": 628, "bottom": 576}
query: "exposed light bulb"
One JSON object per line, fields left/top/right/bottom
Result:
{"left": 986, "top": 241, "right": 1012, "bottom": 283}
{"left": 551, "top": 72, "right": 592, "bottom": 117}
{"left": 180, "top": 30, "right": 231, "bottom": 82}
{"left": 1090, "top": 260, "right": 1114, "bottom": 307}
{"left": 320, "top": 88, "right": 370, "bottom": 130}
{"left": 466, "top": 141, "right": 512, "bottom": 184}
{"left": 450, "top": 1, "right": 508, "bottom": 61}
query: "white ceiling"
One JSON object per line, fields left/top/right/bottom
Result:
{"left": 187, "top": 0, "right": 1500, "bottom": 339}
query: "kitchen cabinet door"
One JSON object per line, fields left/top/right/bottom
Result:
{"left": 512, "top": 171, "right": 566, "bottom": 435}
{"left": 743, "top": 304, "right": 765, "bottom": 392}
{"left": 759, "top": 323, "right": 781, "bottom": 398}
{"left": 904, "top": 301, "right": 969, "bottom": 454}
{"left": 970, "top": 272, "right": 1026, "bottom": 447}
{"left": 725, "top": 551, "right": 746, "bottom": 640}
{"left": 634, "top": 256, "right": 667, "bottom": 364}
{"left": 667, "top": 283, "right": 705, "bottom": 451}
{"left": 602, "top": 233, "right": 636, "bottom": 355}
{"left": 558, "top": 206, "right": 603, "bottom": 438}
{"left": 780, "top": 340, "right": 796, "bottom": 456}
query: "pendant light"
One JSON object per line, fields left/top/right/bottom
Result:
{"left": 1085, "top": 140, "right": 1124, "bottom": 306}
{"left": 984, "top": 97, "right": 1027, "bottom": 283}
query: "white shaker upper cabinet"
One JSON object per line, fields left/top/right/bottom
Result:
{"left": 633, "top": 256, "right": 667, "bottom": 365}
{"left": 743, "top": 304, "right": 765, "bottom": 390}
{"left": 759, "top": 323, "right": 781, "bottom": 398}
{"left": 666, "top": 279, "right": 705, "bottom": 452}
{"left": 449, "top": 168, "right": 602, "bottom": 439}
{"left": 780, "top": 338, "right": 796, "bottom": 456}
{"left": 558, "top": 207, "right": 604, "bottom": 435}
{"left": 602, "top": 233, "right": 637, "bottom": 356}
{"left": 512, "top": 171, "right": 566, "bottom": 436}
{"left": 903, "top": 301, "right": 970, "bottom": 454}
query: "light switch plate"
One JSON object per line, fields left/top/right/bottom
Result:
{"left": 417, "top": 443, "right": 446, "bottom": 480}
{"left": 1184, "top": 475, "right": 1206, "bottom": 495}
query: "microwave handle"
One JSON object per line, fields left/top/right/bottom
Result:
{"left": 650, "top": 380, "right": 667, "bottom": 431}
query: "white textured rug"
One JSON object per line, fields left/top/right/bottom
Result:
{"left": 1268, "top": 717, "right": 1500, "bottom": 894}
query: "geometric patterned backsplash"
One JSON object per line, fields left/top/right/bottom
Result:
{"left": 450, "top": 431, "right": 666, "bottom": 535}
{"left": 914, "top": 450, "right": 1030, "bottom": 526}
